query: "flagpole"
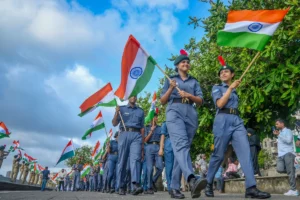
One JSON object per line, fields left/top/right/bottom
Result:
{"left": 155, "top": 64, "right": 181, "bottom": 92}
{"left": 119, "top": 111, "right": 127, "bottom": 132}
{"left": 238, "top": 51, "right": 261, "bottom": 81}
{"left": 104, "top": 126, "right": 108, "bottom": 138}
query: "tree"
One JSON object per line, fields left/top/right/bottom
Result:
{"left": 65, "top": 145, "right": 92, "bottom": 167}
{"left": 139, "top": 0, "right": 300, "bottom": 160}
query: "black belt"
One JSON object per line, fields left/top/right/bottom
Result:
{"left": 172, "top": 98, "right": 193, "bottom": 105}
{"left": 148, "top": 141, "right": 159, "bottom": 145}
{"left": 218, "top": 108, "right": 239, "bottom": 115}
{"left": 120, "top": 127, "right": 141, "bottom": 132}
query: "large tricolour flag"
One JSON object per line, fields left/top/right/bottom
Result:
{"left": 56, "top": 140, "right": 75, "bottom": 165}
{"left": 82, "top": 111, "right": 105, "bottom": 140}
{"left": 145, "top": 91, "right": 158, "bottom": 124}
{"left": 115, "top": 35, "right": 156, "bottom": 100}
{"left": 0, "top": 122, "right": 11, "bottom": 139}
{"left": 79, "top": 83, "right": 117, "bottom": 117}
{"left": 217, "top": 9, "right": 289, "bottom": 51}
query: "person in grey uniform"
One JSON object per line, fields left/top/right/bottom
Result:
{"left": 159, "top": 121, "right": 175, "bottom": 194}
{"left": 204, "top": 63, "right": 270, "bottom": 199}
{"left": 124, "top": 157, "right": 132, "bottom": 194}
{"left": 93, "top": 164, "right": 99, "bottom": 192}
{"left": 144, "top": 113, "right": 163, "bottom": 194}
{"left": 88, "top": 163, "right": 94, "bottom": 191}
{"left": 112, "top": 96, "right": 145, "bottom": 195}
{"left": 160, "top": 50, "right": 207, "bottom": 199}
{"left": 101, "top": 154, "right": 109, "bottom": 193}
{"left": 72, "top": 159, "right": 83, "bottom": 191}
{"left": 107, "top": 131, "right": 119, "bottom": 193}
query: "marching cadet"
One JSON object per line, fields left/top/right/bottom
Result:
{"left": 72, "top": 158, "right": 83, "bottom": 191}
{"left": 19, "top": 161, "right": 26, "bottom": 181}
{"left": 204, "top": 62, "right": 270, "bottom": 199}
{"left": 112, "top": 96, "right": 145, "bottom": 195}
{"left": 144, "top": 113, "right": 163, "bottom": 194}
{"left": 34, "top": 171, "right": 39, "bottom": 185}
{"left": 159, "top": 121, "right": 175, "bottom": 194}
{"left": 93, "top": 162, "right": 99, "bottom": 192}
{"left": 160, "top": 49, "right": 207, "bottom": 199}
{"left": 29, "top": 169, "right": 35, "bottom": 184}
{"left": 11, "top": 155, "right": 21, "bottom": 182}
{"left": 21, "top": 163, "right": 30, "bottom": 184}
{"left": 106, "top": 131, "right": 119, "bottom": 193}
{"left": 88, "top": 163, "right": 94, "bottom": 191}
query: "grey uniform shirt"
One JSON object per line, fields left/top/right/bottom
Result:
{"left": 117, "top": 104, "right": 145, "bottom": 129}
{"left": 212, "top": 82, "right": 238, "bottom": 113}
{"left": 161, "top": 74, "right": 204, "bottom": 103}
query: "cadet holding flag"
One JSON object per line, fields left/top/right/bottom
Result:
{"left": 160, "top": 49, "right": 207, "bottom": 199}
{"left": 204, "top": 57, "right": 270, "bottom": 199}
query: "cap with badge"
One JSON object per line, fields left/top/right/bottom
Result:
{"left": 174, "top": 49, "right": 190, "bottom": 72}
{"left": 217, "top": 56, "right": 234, "bottom": 76}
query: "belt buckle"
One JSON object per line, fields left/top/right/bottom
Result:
{"left": 181, "top": 98, "right": 189, "bottom": 104}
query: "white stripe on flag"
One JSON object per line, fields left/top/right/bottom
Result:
{"left": 124, "top": 48, "right": 148, "bottom": 99}
{"left": 224, "top": 21, "right": 281, "bottom": 36}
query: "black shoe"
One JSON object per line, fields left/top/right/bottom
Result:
{"left": 152, "top": 181, "right": 158, "bottom": 192}
{"left": 170, "top": 189, "right": 185, "bottom": 199}
{"left": 245, "top": 187, "right": 271, "bottom": 199}
{"left": 102, "top": 189, "right": 106, "bottom": 193}
{"left": 189, "top": 177, "right": 207, "bottom": 198}
{"left": 132, "top": 185, "right": 143, "bottom": 195}
{"left": 144, "top": 189, "right": 154, "bottom": 194}
{"left": 119, "top": 188, "right": 126, "bottom": 195}
{"left": 205, "top": 183, "right": 214, "bottom": 197}
{"left": 110, "top": 189, "right": 115, "bottom": 194}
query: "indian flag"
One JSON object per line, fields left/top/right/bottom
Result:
{"left": 82, "top": 111, "right": 105, "bottom": 140}
{"left": 217, "top": 9, "right": 289, "bottom": 51}
{"left": 91, "top": 141, "right": 101, "bottom": 160}
{"left": 38, "top": 164, "right": 45, "bottom": 172}
{"left": 100, "top": 130, "right": 113, "bottom": 157}
{"left": 115, "top": 35, "right": 157, "bottom": 100}
{"left": 56, "top": 140, "right": 75, "bottom": 165}
{"left": 0, "top": 122, "right": 11, "bottom": 139}
{"left": 79, "top": 83, "right": 117, "bottom": 117}
{"left": 145, "top": 92, "right": 158, "bottom": 124}
{"left": 81, "top": 164, "right": 90, "bottom": 178}
{"left": 24, "top": 153, "right": 37, "bottom": 162}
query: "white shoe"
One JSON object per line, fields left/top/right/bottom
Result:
{"left": 284, "top": 190, "right": 299, "bottom": 196}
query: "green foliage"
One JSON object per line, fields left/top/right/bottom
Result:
{"left": 139, "top": 0, "right": 300, "bottom": 160}
{"left": 258, "top": 149, "right": 273, "bottom": 169}
{"left": 65, "top": 145, "right": 92, "bottom": 167}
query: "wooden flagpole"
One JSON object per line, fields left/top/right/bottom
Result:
{"left": 118, "top": 111, "right": 127, "bottom": 132}
{"left": 238, "top": 52, "right": 261, "bottom": 81}
{"left": 155, "top": 64, "right": 181, "bottom": 92}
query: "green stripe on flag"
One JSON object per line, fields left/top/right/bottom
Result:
{"left": 129, "top": 56, "right": 156, "bottom": 98}
{"left": 217, "top": 31, "right": 271, "bottom": 51}
{"left": 56, "top": 151, "right": 75, "bottom": 165}
{"left": 78, "top": 99, "right": 117, "bottom": 117}
{"left": 82, "top": 123, "right": 105, "bottom": 140}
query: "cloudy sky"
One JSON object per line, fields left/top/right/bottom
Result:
{"left": 0, "top": 0, "right": 210, "bottom": 175}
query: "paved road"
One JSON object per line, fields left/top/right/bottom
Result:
{"left": 0, "top": 191, "right": 299, "bottom": 200}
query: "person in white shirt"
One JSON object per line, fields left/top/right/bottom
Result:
{"left": 274, "top": 119, "right": 299, "bottom": 196}
{"left": 58, "top": 169, "right": 67, "bottom": 191}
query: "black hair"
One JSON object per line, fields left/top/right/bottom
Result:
{"left": 275, "top": 118, "right": 286, "bottom": 126}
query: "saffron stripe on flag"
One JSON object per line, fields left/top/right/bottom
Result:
{"left": 227, "top": 9, "right": 290, "bottom": 23}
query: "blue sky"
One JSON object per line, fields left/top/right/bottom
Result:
{"left": 0, "top": 0, "right": 211, "bottom": 175}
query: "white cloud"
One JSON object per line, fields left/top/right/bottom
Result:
{"left": 130, "top": 0, "right": 188, "bottom": 10}
{"left": 45, "top": 64, "right": 104, "bottom": 105}
{"left": 158, "top": 11, "right": 179, "bottom": 49}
